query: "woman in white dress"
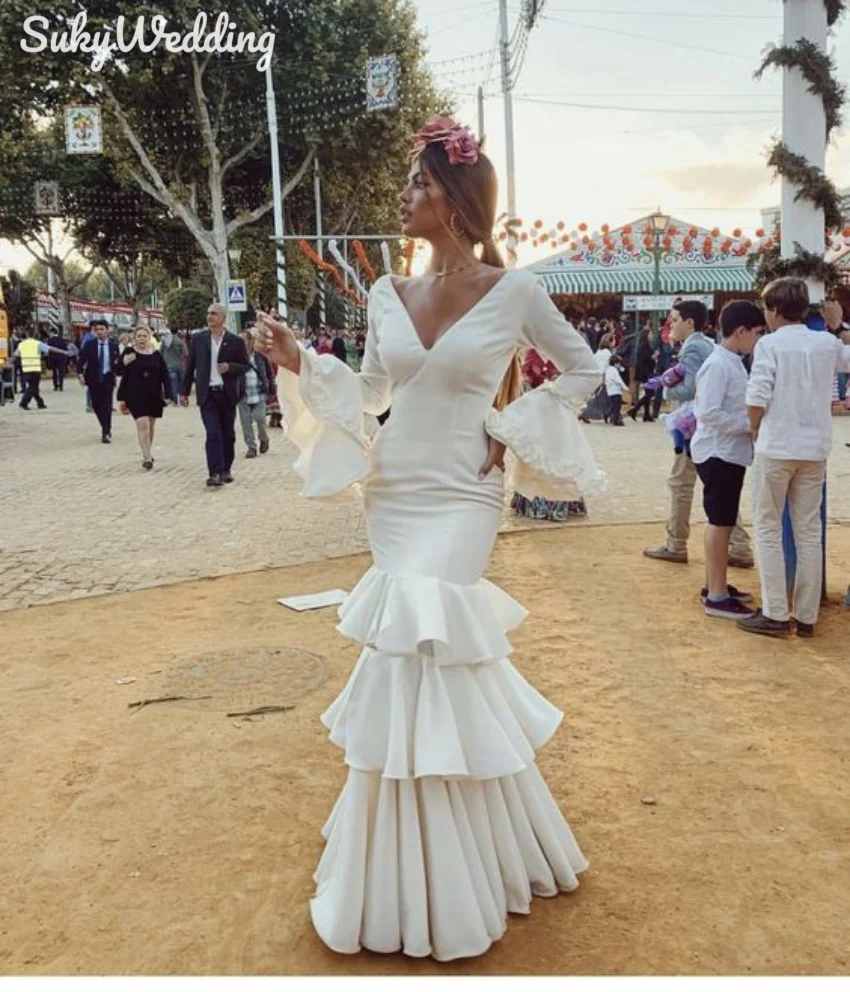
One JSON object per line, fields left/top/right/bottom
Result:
{"left": 256, "top": 117, "right": 606, "bottom": 962}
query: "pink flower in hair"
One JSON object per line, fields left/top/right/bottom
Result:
{"left": 410, "top": 116, "right": 480, "bottom": 166}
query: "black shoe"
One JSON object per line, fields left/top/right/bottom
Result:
{"left": 246, "top": 448, "right": 258, "bottom": 459}
{"left": 37, "top": 403, "right": 46, "bottom": 410}
{"left": 700, "top": 584, "right": 754, "bottom": 604}
{"left": 102, "top": 435, "right": 111, "bottom": 444}
{"left": 222, "top": 472, "right": 234, "bottom": 483}
{"left": 627, "top": 408, "right": 637, "bottom": 421}
{"left": 794, "top": 619, "right": 815, "bottom": 639}
{"left": 19, "top": 403, "right": 29, "bottom": 410}
{"left": 206, "top": 474, "right": 224, "bottom": 487}
{"left": 142, "top": 460, "right": 153, "bottom": 471}
{"left": 704, "top": 597, "right": 755, "bottom": 621}
{"left": 259, "top": 438, "right": 269, "bottom": 454}
{"left": 736, "top": 610, "right": 792, "bottom": 639}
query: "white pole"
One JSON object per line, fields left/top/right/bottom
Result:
{"left": 781, "top": 1, "right": 828, "bottom": 302}
{"left": 314, "top": 154, "right": 326, "bottom": 325}
{"left": 478, "top": 85, "right": 485, "bottom": 144}
{"left": 499, "top": 0, "right": 518, "bottom": 268}
{"left": 265, "top": 62, "right": 288, "bottom": 319}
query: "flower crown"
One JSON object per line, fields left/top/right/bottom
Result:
{"left": 409, "top": 116, "right": 481, "bottom": 166}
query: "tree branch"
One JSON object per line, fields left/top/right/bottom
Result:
{"left": 212, "top": 76, "right": 228, "bottom": 142}
{"left": 226, "top": 200, "right": 274, "bottom": 237}
{"left": 221, "top": 126, "right": 266, "bottom": 180}
{"left": 102, "top": 79, "right": 213, "bottom": 252}
{"left": 65, "top": 260, "right": 99, "bottom": 294}
{"left": 191, "top": 53, "right": 219, "bottom": 169}
{"left": 20, "top": 238, "right": 50, "bottom": 268}
{"left": 225, "top": 147, "right": 316, "bottom": 237}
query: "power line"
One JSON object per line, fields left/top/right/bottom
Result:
{"left": 540, "top": 15, "right": 758, "bottom": 61}
{"left": 510, "top": 94, "right": 778, "bottom": 114}
{"left": 536, "top": 5, "right": 775, "bottom": 17}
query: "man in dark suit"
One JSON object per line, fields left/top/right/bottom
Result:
{"left": 78, "top": 317, "right": 121, "bottom": 443}
{"left": 180, "top": 302, "right": 250, "bottom": 487}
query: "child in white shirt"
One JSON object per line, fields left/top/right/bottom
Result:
{"left": 604, "top": 356, "right": 627, "bottom": 426}
{"left": 691, "top": 301, "right": 764, "bottom": 621}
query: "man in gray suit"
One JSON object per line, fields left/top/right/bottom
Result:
{"left": 643, "top": 300, "right": 753, "bottom": 568}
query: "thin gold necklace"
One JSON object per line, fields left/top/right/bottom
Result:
{"left": 433, "top": 260, "right": 475, "bottom": 278}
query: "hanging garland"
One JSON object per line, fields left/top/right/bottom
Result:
{"left": 767, "top": 143, "right": 843, "bottom": 231}
{"left": 748, "top": 242, "right": 841, "bottom": 291}
{"left": 826, "top": 1, "right": 847, "bottom": 27}
{"left": 750, "top": 2, "right": 847, "bottom": 289}
{"left": 298, "top": 239, "right": 346, "bottom": 294}
{"left": 755, "top": 38, "right": 845, "bottom": 135}
{"left": 352, "top": 240, "right": 377, "bottom": 284}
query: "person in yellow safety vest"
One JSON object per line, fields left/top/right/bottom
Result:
{"left": 13, "top": 330, "right": 72, "bottom": 410}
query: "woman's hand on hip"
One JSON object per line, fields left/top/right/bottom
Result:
{"left": 479, "top": 436, "right": 506, "bottom": 479}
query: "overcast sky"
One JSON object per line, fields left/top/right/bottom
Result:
{"left": 3, "top": 0, "right": 850, "bottom": 276}
{"left": 419, "top": 0, "right": 850, "bottom": 264}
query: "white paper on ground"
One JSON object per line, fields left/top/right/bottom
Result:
{"left": 278, "top": 589, "right": 348, "bottom": 612}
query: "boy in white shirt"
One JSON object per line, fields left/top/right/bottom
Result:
{"left": 604, "top": 355, "right": 627, "bottom": 426}
{"left": 738, "top": 278, "right": 850, "bottom": 639}
{"left": 691, "top": 301, "right": 765, "bottom": 620}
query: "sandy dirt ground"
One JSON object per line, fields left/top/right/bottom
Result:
{"left": 1, "top": 522, "right": 849, "bottom": 976}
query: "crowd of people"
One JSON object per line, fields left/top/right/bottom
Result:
{"left": 642, "top": 279, "right": 850, "bottom": 639}
{"left": 7, "top": 308, "right": 369, "bottom": 486}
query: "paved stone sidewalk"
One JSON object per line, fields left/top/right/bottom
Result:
{"left": 3, "top": 379, "right": 850, "bottom": 611}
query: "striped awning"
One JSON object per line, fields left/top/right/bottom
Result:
{"left": 537, "top": 264, "right": 754, "bottom": 296}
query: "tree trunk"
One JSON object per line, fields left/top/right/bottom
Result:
{"left": 54, "top": 271, "right": 73, "bottom": 337}
{"left": 210, "top": 248, "right": 231, "bottom": 306}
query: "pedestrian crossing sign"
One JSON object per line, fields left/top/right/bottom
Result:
{"left": 226, "top": 280, "right": 247, "bottom": 312}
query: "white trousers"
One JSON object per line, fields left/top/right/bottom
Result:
{"left": 751, "top": 455, "right": 826, "bottom": 625}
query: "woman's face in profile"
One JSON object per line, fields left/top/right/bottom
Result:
{"left": 399, "top": 158, "right": 449, "bottom": 241}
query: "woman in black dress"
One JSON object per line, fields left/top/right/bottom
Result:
{"left": 117, "top": 326, "right": 172, "bottom": 469}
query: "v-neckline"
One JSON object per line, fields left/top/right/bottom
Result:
{"left": 388, "top": 271, "right": 511, "bottom": 353}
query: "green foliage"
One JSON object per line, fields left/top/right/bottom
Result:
{"left": 756, "top": 39, "right": 845, "bottom": 136}
{"left": 825, "top": 0, "right": 846, "bottom": 27}
{"left": 0, "top": 271, "right": 37, "bottom": 333}
{"left": 0, "top": 0, "right": 445, "bottom": 302}
{"left": 747, "top": 242, "right": 841, "bottom": 292}
{"left": 766, "top": 142, "right": 842, "bottom": 230}
{"left": 162, "top": 286, "right": 210, "bottom": 330}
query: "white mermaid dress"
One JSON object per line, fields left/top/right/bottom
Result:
{"left": 280, "top": 268, "right": 606, "bottom": 962}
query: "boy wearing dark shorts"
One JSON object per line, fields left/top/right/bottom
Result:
{"left": 691, "top": 301, "right": 765, "bottom": 619}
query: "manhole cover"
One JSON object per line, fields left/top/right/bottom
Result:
{"left": 159, "top": 645, "right": 330, "bottom": 712}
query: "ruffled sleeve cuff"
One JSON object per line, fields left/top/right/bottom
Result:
{"left": 279, "top": 346, "right": 369, "bottom": 498}
{"left": 485, "top": 383, "right": 608, "bottom": 502}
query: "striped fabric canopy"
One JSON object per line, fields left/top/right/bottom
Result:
{"left": 537, "top": 265, "right": 754, "bottom": 296}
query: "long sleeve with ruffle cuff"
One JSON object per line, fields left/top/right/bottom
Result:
{"left": 279, "top": 346, "right": 370, "bottom": 498}
{"left": 486, "top": 276, "right": 607, "bottom": 502}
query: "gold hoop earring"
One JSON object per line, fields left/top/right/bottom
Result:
{"left": 449, "top": 212, "right": 465, "bottom": 239}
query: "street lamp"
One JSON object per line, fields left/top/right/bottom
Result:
{"left": 630, "top": 208, "right": 668, "bottom": 404}
{"left": 650, "top": 207, "right": 669, "bottom": 342}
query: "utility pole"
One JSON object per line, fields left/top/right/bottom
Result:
{"left": 265, "top": 61, "right": 288, "bottom": 319}
{"left": 477, "top": 85, "right": 485, "bottom": 146}
{"left": 499, "top": 0, "right": 518, "bottom": 267}
{"left": 313, "top": 154, "right": 326, "bottom": 326}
